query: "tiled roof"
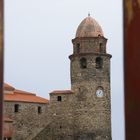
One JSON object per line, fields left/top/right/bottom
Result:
{"left": 50, "top": 90, "right": 74, "bottom": 95}
{"left": 14, "top": 89, "right": 36, "bottom": 95}
{"left": 4, "top": 83, "right": 15, "bottom": 91}
{"left": 4, "top": 83, "right": 48, "bottom": 104}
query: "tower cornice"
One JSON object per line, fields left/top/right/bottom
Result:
{"left": 72, "top": 36, "right": 107, "bottom": 43}
{"left": 69, "top": 53, "right": 112, "bottom": 60}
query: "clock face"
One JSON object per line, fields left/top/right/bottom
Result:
{"left": 96, "top": 89, "right": 104, "bottom": 97}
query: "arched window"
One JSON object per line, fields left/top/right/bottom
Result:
{"left": 80, "top": 58, "right": 87, "bottom": 69}
{"left": 99, "top": 43, "right": 103, "bottom": 52}
{"left": 96, "top": 57, "right": 103, "bottom": 69}
{"left": 76, "top": 43, "right": 80, "bottom": 53}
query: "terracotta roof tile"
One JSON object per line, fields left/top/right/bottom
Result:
{"left": 4, "top": 92, "right": 48, "bottom": 103}
{"left": 4, "top": 83, "right": 48, "bottom": 104}
{"left": 14, "top": 89, "right": 36, "bottom": 95}
{"left": 50, "top": 90, "right": 74, "bottom": 95}
{"left": 4, "top": 83, "right": 15, "bottom": 91}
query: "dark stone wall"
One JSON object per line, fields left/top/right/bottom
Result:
{"left": 72, "top": 37, "right": 107, "bottom": 54}
{"left": 70, "top": 37, "right": 112, "bottom": 140}
{"left": 70, "top": 53, "right": 111, "bottom": 84}
{"left": 4, "top": 36, "right": 112, "bottom": 140}
{"left": 31, "top": 37, "right": 112, "bottom": 140}
{"left": 32, "top": 93, "right": 75, "bottom": 140}
{"left": 4, "top": 101, "right": 49, "bottom": 140}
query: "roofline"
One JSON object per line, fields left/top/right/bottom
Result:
{"left": 49, "top": 90, "right": 74, "bottom": 95}
{"left": 14, "top": 89, "right": 36, "bottom": 95}
{"left": 4, "top": 83, "right": 15, "bottom": 91}
{"left": 4, "top": 100, "right": 49, "bottom": 104}
{"left": 69, "top": 53, "right": 112, "bottom": 60}
{"left": 72, "top": 36, "right": 107, "bottom": 43}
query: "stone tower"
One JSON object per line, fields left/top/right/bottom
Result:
{"left": 19, "top": 15, "right": 112, "bottom": 140}
{"left": 69, "top": 15, "right": 112, "bottom": 139}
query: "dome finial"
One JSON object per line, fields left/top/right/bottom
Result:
{"left": 88, "top": 12, "right": 90, "bottom": 17}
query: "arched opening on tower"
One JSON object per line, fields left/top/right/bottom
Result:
{"left": 96, "top": 57, "right": 103, "bottom": 69}
{"left": 99, "top": 43, "right": 103, "bottom": 52}
{"left": 76, "top": 43, "right": 80, "bottom": 53}
{"left": 80, "top": 58, "right": 87, "bottom": 69}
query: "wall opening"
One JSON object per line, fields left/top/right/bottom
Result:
{"left": 57, "top": 96, "right": 62, "bottom": 101}
{"left": 96, "top": 57, "right": 103, "bottom": 69}
{"left": 14, "top": 104, "right": 19, "bottom": 113}
{"left": 38, "top": 106, "right": 42, "bottom": 114}
{"left": 76, "top": 43, "right": 80, "bottom": 53}
{"left": 99, "top": 43, "right": 103, "bottom": 52}
{"left": 80, "top": 58, "right": 87, "bottom": 69}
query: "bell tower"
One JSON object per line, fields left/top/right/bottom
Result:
{"left": 69, "top": 15, "right": 112, "bottom": 139}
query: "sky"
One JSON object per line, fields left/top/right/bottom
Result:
{"left": 4, "top": 0, "right": 124, "bottom": 140}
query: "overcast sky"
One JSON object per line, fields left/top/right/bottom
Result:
{"left": 4, "top": 0, "right": 124, "bottom": 140}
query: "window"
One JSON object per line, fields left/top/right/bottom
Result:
{"left": 14, "top": 104, "right": 19, "bottom": 113}
{"left": 99, "top": 43, "right": 103, "bottom": 52}
{"left": 57, "top": 96, "right": 62, "bottom": 101}
{"left": 38, "top": 106, "right": 42, "bottom": 114}
{"left": 80, "top": 58, "right": 87, "bottom": 69}
{"left": 76, "top": 43, "right": 80, "bottom": 53}
{"left": 96, "top": 57, "right": 103, "bottom": 69}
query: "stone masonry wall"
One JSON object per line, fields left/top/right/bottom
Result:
{"left": 69, "top": 36, "right": 112, "bottom": 139}
{"left": 72, "top": 37, "right": 107, "bottom": 54}
{"left": 31, "top": 36, "right": 112, "bottom": 139}
{"left": 4, "top": 101, "right": 49, "bottom": 140}
{"left": 32, "top": 93, "right": 75, "bottom": 140}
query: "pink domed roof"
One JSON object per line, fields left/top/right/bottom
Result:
{"left": 76, "top": 16, "right": 104, "bottom": 37}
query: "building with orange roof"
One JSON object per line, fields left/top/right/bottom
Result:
{"left": 4, "top": 15, "right": 112, "bottom": 140}
{"left": 4, "top": 83, "right": 49, "bottom": 140}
